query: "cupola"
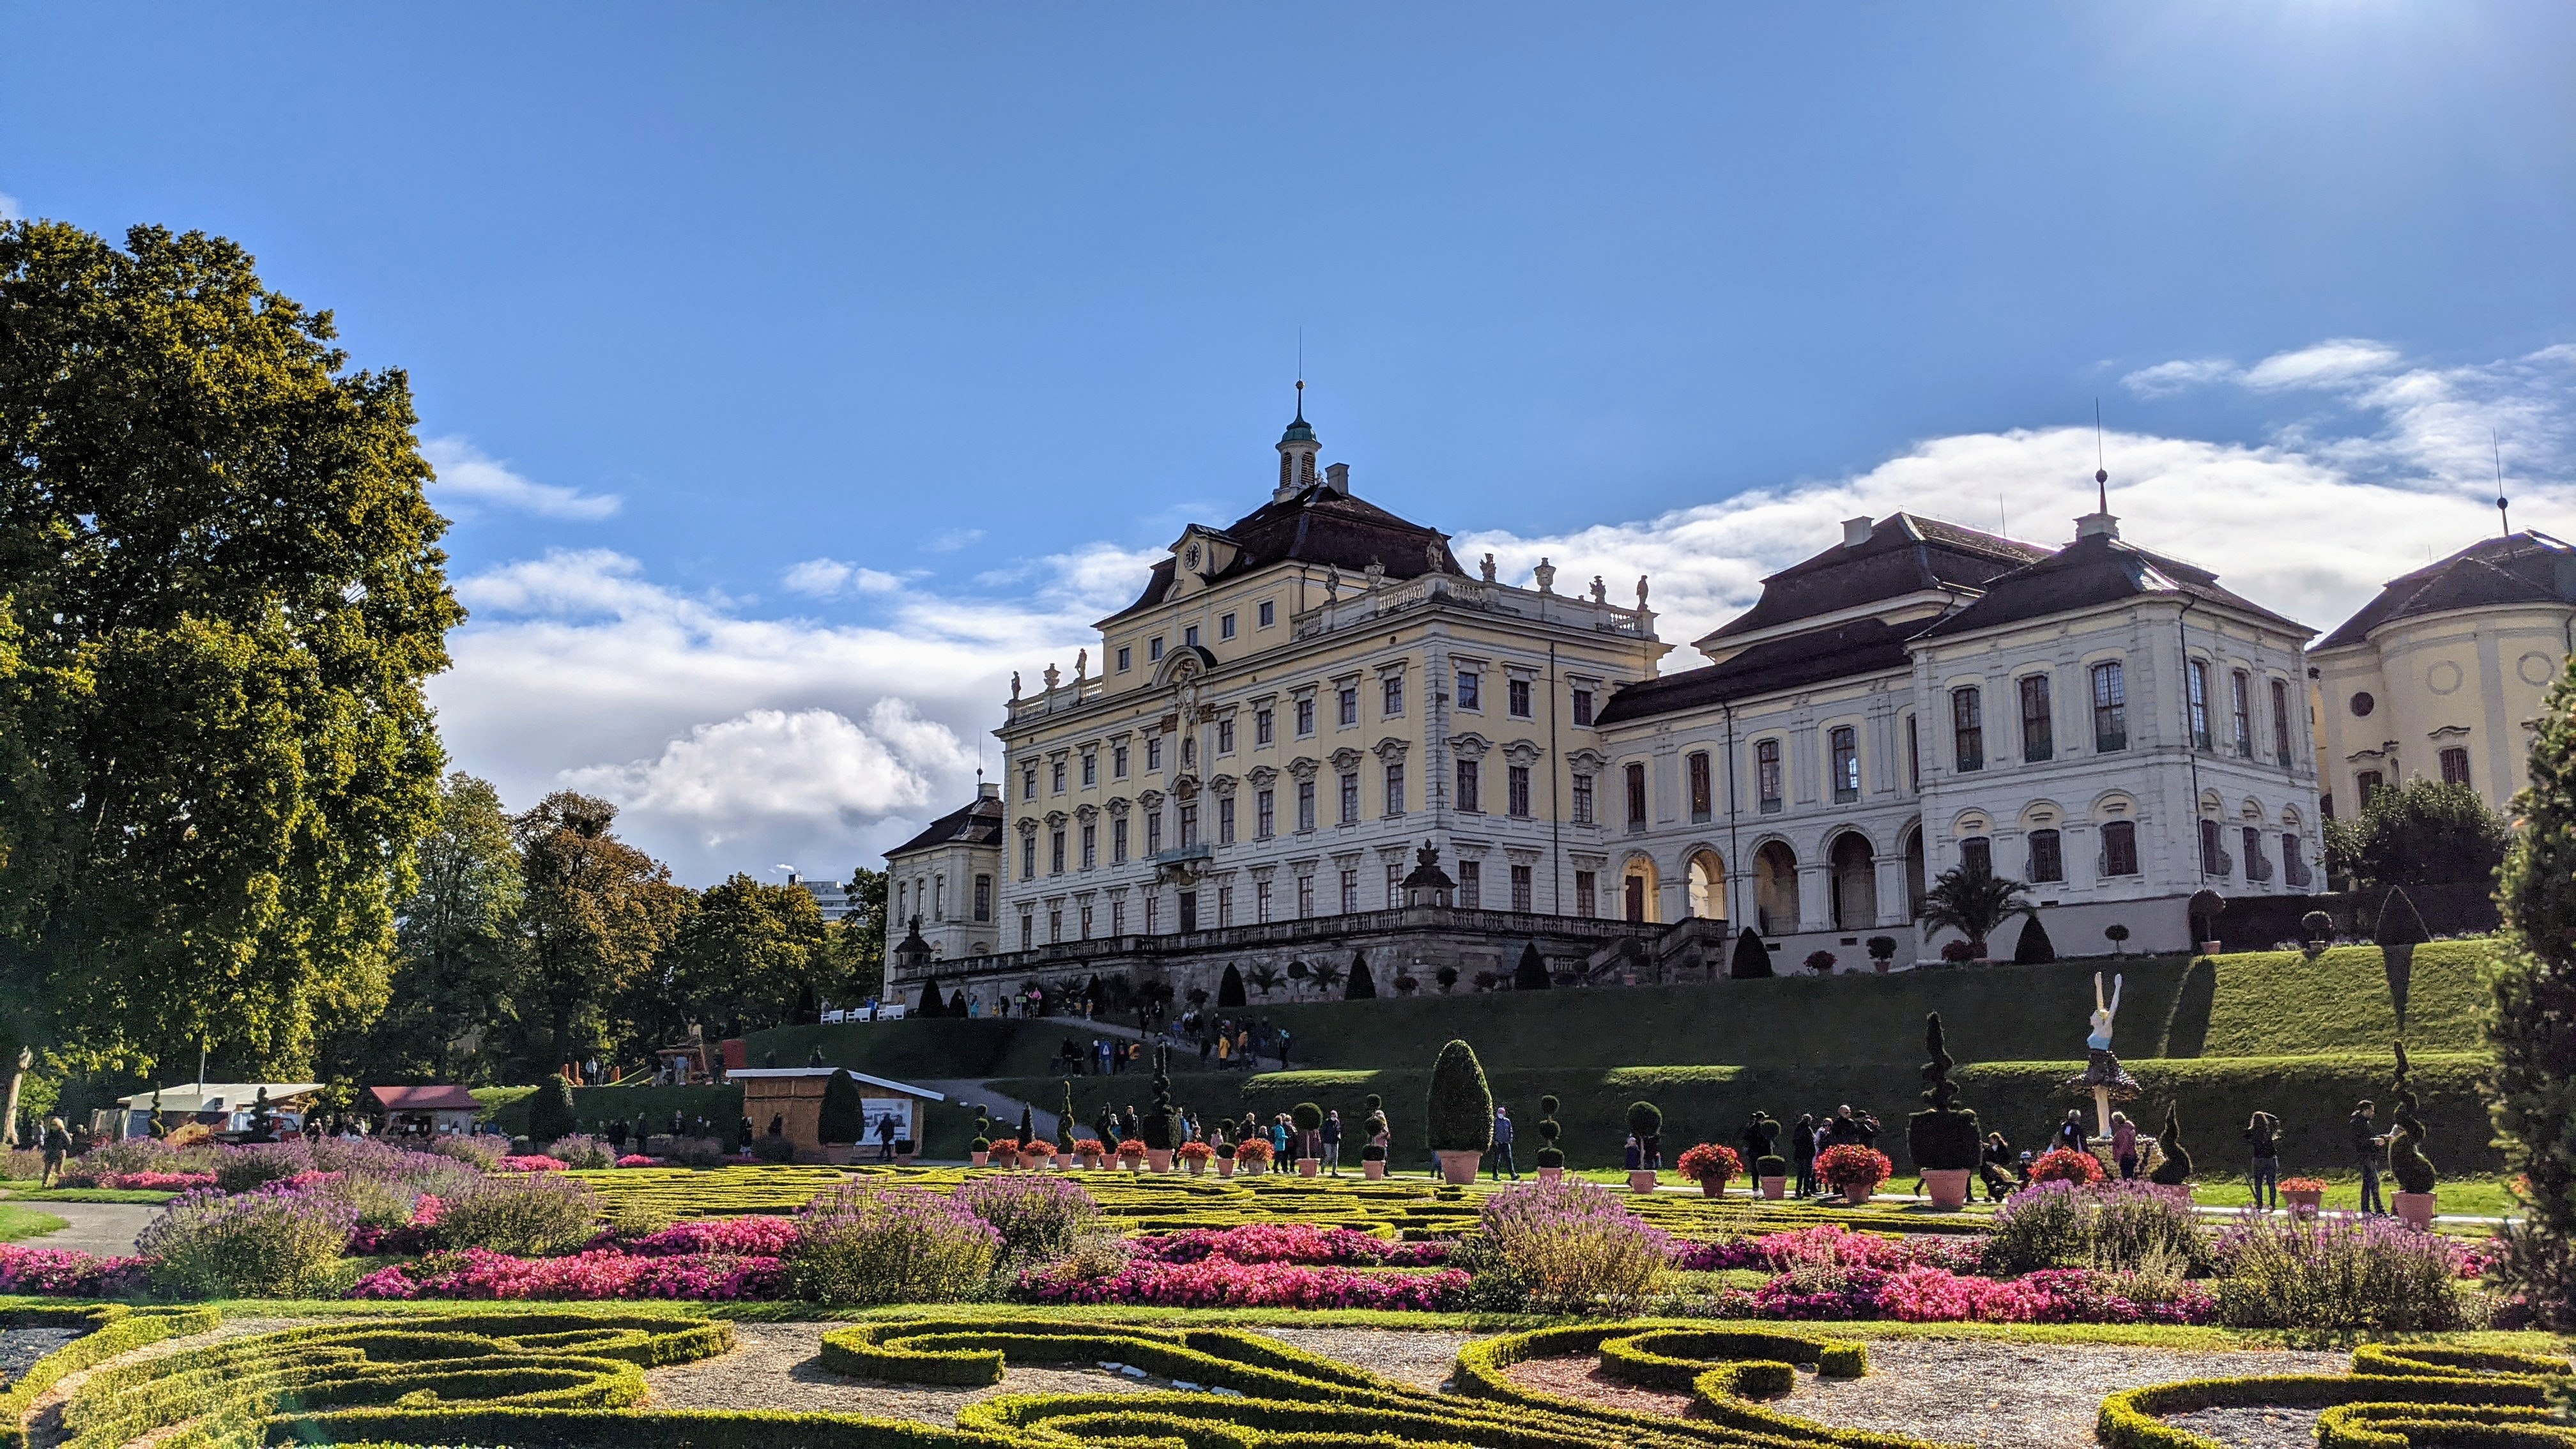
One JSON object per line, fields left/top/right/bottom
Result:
{"left": 1274, "top": 381, "right": 1322, "bottom": 502}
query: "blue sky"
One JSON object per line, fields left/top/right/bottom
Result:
{"left": 7, "top": 4, "right": 2574, "bottom": 882}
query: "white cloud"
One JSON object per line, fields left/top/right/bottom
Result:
{"left": 0, "top": 192, "right": 22, "bottom": 222}
{"left": 422, "top": 436, "right": 622, "bottom": 521}
{"left": 926, "top": 528, "right": 985, "bottom": 553}
{"left": 2241, "top": 339, "right": 2404, "bottom": 391}
{"left": 782, "top": 558, "right": 905, "bottom": 597}
{"left": 2120, "top": 358, "right": 2235, "bottom": 398}
{"left": 432, "top": 338, "right": 2576, "bottom": 884}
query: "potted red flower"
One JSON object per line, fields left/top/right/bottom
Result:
{"left": 1233, "top": 1137, "right": 1273, "bottom": 1176}
{"left": 2280, "top": 1176, "right": 2327, "bottom": 1216}
{"left": 1071, "top": 1138, "right": 1107, "bottom": 1170}
{"left": 1117, "top": 1138, "right": 1147, "bottom": 1171}
{"left": 1815, "top": 1143, "right": 1892, "bottom": 1205}
{"left": 1178, "top": 1141, "right": 1215, "bottom": 1176}
{"left": 1676, "top": 1142, "right": 1743, "bottom": 1198}
{"left": 2028, "top": 1146, "right": 2106, "bottom": 1186}
{"left": 985, "top": 1137, "right": 1020, "bottom": 1170}
{"left": 1021, "top": 1140, "right": 1057, "bottom": 1171}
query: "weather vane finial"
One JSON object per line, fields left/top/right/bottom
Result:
{"left": 2094, "top": 399, "right": 2109, "bottom": 515}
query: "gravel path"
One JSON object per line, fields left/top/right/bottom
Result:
{"left": 0, "top": 1329, "right": 80, "bottom": 1389}
{"left": 2163, "top": 1406, "right": 2327, "bottom": 1449}
{"left": 1505, "top": 1339, "right": 2350, "bottom": 1449}
{"left": 22, "top": 1318, "right": 312, "bottom": 1449}
{"left": 1258, "top": 1328, "right": 1484, "bottom": 1391}
{"left": 643, "top": 1323, "right": 1159, "bottom": 1422}
{"left": 12, "top": 1203, "right": 160, "bottom": 1255}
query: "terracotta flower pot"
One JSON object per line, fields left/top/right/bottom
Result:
{"left": 2393, "top": 1191, "right": 2437, "bottom": 1230}
{"left": 1363, "top": 1160, "right": 1386, "bottom": 1180}
{"left": 1840, "top": 1183, "right": 1876, "bottom": 1206}
{"left": 1759, "top": 1175, "right": 1786, "bottom": 1200}
{"left": 1436, "top": 1150, "right": 1482, "bottom": 1185}
{"left": 1698, "top": 1177, "right": 1728, "bottom": 1197}
{"left": 1216, "top": 1157, "right": 1235, "bottom": 1178}
{"left": 1537, "top": 1165, "right": 1564, "bottom": 1184}
{"left": 1628, "top": 1170, "right": 1659, "bottom": 1193}
{"left": 1147, "top": 1149, "right": 1174, "bottom": 1172}
{"left": 1185, "top": 1158, "right": 1206, "bottom": 1176}
{"left": 1922, "top": 1167, "right": 1972, "bottom": 1211}
{"left": 2283, "top": 1187, "right": 2324, "bottom": 1216}
{"left": 1298, "top": 1158, "right": 1321, "bottom": 1177}
{"left": 990, "top": 1151, "right": 1018, "bottom": 1171}
{"left": 970, "top": 1151, "right": 989, "bottom": 1167}
{"left": 1119, "top": 1153, "right": 1144, "bottom": 1172}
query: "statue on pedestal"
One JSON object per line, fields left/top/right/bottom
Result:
{"left": 2063, "top": 970, "right": 2138, "bottom": 1135}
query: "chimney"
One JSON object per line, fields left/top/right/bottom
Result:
{"left": 977, "top": 781, "right": 1000, "bottom": 801}
{"left": 1841, "top": 516, "right": 1874, "bottom": 549}
{"left": 2076, "top": 512, "right": 2120, "bottom": 540}
{"left": 1324, "top": 462, "right": 1349, "bottom": 492}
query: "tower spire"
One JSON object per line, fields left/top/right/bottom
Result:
{"left": 2076, "top": 400, "right": 2119, "bottom": 540}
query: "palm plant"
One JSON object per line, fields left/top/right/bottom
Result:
{"left": 1915, "top": 864, "right": 2035, "bottom": 957}
{"left": 1308, "top": 960, "right": 1346, "bottom": 996}
{"left": 1244, "top": 963, "right": 1284, "bottom": 999}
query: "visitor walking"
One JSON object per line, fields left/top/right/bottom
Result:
{"left": 875, "top": 1114, "right": 898, "bottom": 1163}
{"left": 2053, "top": 1109, "right": 2087, "bottom": 1155}
{"left": 1791, "top": 1114, "right": 1818, "bottom": 1197}
{"left": 1321, "top": 1110, "right": 1343, "bottom": 1174}
{"left": 1489, "top": 1106, "right": 1519, "bottom": 1180}
{"left": 2352, "top": 1100, "right": 2387, "bottom": 1214}
{"left": 2244, "top": 1111, "right": 2281, "bottom": 1209}
{"left": 1623, "top": 1133, "right": 1644, "bottom": 1172}
{"left": 2110, "top": 1112, "right": 2140, "bottom": 1179}
{"left": 38, "top": 1117, "right": 70, "bottom": 1187}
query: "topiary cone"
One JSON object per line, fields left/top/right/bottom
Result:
{"left": 1427, "top": 1040, "right": 1494, "bottom": 1153}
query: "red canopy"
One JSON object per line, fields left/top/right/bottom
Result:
{"left": 365, "top": 1085, "right": 481, "bottom": 1113}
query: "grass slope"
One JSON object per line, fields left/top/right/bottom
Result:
{"left": 0, "top": 1202, "right": 68, "bottom": 1241}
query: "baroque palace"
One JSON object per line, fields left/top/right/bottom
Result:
{"left": 881, "top": 401, "right": 2564, "bottom": 1011}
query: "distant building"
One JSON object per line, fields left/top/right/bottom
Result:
{"left": 882, "top": 781, "right": 1006, "bottom": 964}
{"left": 2309, "top": 531, "right": 2576, "bottom": 818}
{"left": 791, "top": 872, "right": 856, "bottom": 921}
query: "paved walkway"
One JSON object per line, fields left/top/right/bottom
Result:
{"left": 15, "top": 1201, "right": 158, "bottom": 1255}
{"left": 919, "top": 1080, "right": 1063, "bottom": 1143}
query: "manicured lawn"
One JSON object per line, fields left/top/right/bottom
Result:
{"left": 4, "top": 1186, "right": 182, "bottom": 1204}
{"left": 2186, "top": 1172, "right": 2523, "bottom": 1217}
{"left": 0, "top": 1202, "right": 69, "bottom": 1241}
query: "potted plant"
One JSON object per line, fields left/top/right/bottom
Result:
{"left": 1140, "top": 1046, "right": 1179, "bottom": 1172}
{"left": 1535, "top": 1094, "right": 1567, "bottom": 1184}
{"left": 1816, "top": 1144, "right": 1892, "bottom": 1204}
{"left": 1071, "top": 1137, "right": 1106, "bottom": 1170}
{"left": 1216, "top": 1144, "right": 1236, "bottom": 1178}
{"left": 2280, "top": 1176, "right": 2328, "bottom": 1216}
{"left": 1117, "top": 1137, "right": 1147, "bottom": 1170}
{"left": 1178, "top": 1140, "right": 1215, "bottom": 1176}
{"left": 1804, "top": 949, "right": 1837, "bottom": 976}
{"left": 1291, "top": 1101, "right": 1325, "bottom": 1176}
{"left": 969, "top": 1135, "right": 992, "bottom": 1167}
{"left": 1866, "top": 936, "right": 1898, "bottom": 974}
{"left": 2028, "top": 1146, "right": 2104, "bottom": 1186}
{"left": 986, "top": 1137, "right": 1020, "bottom": 1170}
{"left": 1626, "top": 1100, "right": 1663, "bottom": 1192}
{"left": 2388, "top": 1041, "right": 2439, "bottom": 1229}
{"left": 1918, "top": 863, "right": 2035, "bottom": 963}
{"left": 1906, "top": 1013, "right": 1982, "bottom": 1210}
{"left": 1939, "top": 939, "right": 1981, "bottom": 965}
{"left": 1427, "top": 1039, "right": 1494, "bottom": 1184}
{"left": 817, "top": 1068, "right": 863, "bottom": 1166}
{"left": 1359, "top": 1141, "right": 1387, "bottom": 1179}
{"left": 2300, "top": 910, "right": 2334, "bottom": 953}
{"left": 1756, "top": 1153, "right": 1788, "bottom": 1199}
{"left": 1022, "top": 1139, "right": 1057, "bottom": 1171}
{"left": 1233, "top": 1137, "right": 1272, "bottom": 1176}
{"left": 2145, "top": 1107, "right": 2193, "bottom": 1198}
{"left": 1677, "top": 1142, "right": 1743, "bottom": 1197}
{"left": 2104, "top": 923, "right": 2132, "bottom": 957}
{"left": 894, "top": 1137, "right": 917, "bottom": 1166}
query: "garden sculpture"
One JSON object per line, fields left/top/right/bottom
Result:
{"left": 2063, "top": 970, "right": 2139, "bottom": 1136}
{"left": 2389, "top": 1039, "right": 2436, "bottom": 1196}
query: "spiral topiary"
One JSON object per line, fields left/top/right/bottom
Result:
{"left": 2147, "top": 1107, "right": 2193, "bottom": 1186}
{"left": 1141, "top": 1046, "right": 1177, "bottom": 1151}
{"left": 1906, "top": 1012, "right": 1982, "bottom": 1171}
{"left": 2388, "top": 1039, "right": 2437, "bottom": 1195}
{"left": 1535, "top": 1093, "right": 1565, "bottom": 1169}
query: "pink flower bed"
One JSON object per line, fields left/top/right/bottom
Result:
{"left": 1671, "top": 1223, "right": 1982, "bottom": 1274}
{"left": 61, "top": 1170, "right": 217, "bottom": 1192}
{"left": 1131, "top": 1223, "right": 1447, "bottom": 1268}
{"left": 614, "top": 1154, "right": 665, "bottom": 1168}
{"left": 0, "top": 1243, "right": 153, "bottom": 1297}
{"left": 1022, "top": 1257, "right": 1468, "bottom": 1310}
{"left": 350, "top": 1246, "right": 782, "bottom": 1301}
{"left": 1751, "top": 1263, "right": 2212, "bottom": 1324}
{"left": 494, "top": 1154, "right": 567, "bottom": 1172}
{"left": 617, "top": 1216, "right": 801, "bottom": 1257}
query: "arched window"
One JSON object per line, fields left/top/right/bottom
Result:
{"left": 1828, "top": 833, "right": 1876, "bottom": 930}
{"left": 1754, "top": 841, "right": 1798, "bottom": 935}
{"left": 1959, "top": 835, "right": 1992, "bottom": 877}
{"left": 1687, "top": 850, "right": 1726, "bottom": 921}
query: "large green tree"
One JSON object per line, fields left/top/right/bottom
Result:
{"left": 2326, "top": 777, "right": 2512, "bottom": 895}
{"left": 0, "top": 220, "right": 460, "bottom": 1126}
{"left": 818, "top": 866, "right": 887, "bottom": 1005}
{"left": 664, "top": 873, "right": 828, "bottom": 1040}
{"left": 2487, "top": 663, "right": 2576, "bottom": 1327}
{"left": 508, "top": 792, "right": 684, "bottom": 1079}
{"left": 330, "top": 774, "right": 524, "bottom": 1083}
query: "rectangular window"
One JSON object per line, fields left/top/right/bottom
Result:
{"left": 1178, "top": 803, "right": 1199, "bottom": 848}
{"left": 1146, "top": 737, "right": 1163, "bottom": 771}
{"left": 1022, "top": 764, "right": 1038, "bottom": 799}
{"left": 1384, "top": 762, "right": 1406, "bottom": 815}
{"left": 1338, "top": 686, "right": 1358, "bottom": 728}
{"left": 1757, "top": 739, "right": 1783, "bottom": 813}
{"left": 1184, "top": 624, "right": 1200, "bottom": 648}
{"left": 1078, "top": 901, "right": 1092, "bottom": 939}
{"left": 2356, "top": 769, "right": 2384, "bottom": 804}
{"left": 1116, "top": 646, "right": 1131, "bottom": 672}
{"left": 1149, "top": 636, "right": 1164, "bottom": 662}
{"left": 1049, "top": 829, "right": 1066, "bottom": 874}
{"left": 1574, "top": 870, "right": 1597, "bottom": 916}
{"left": 1510, "top": 862, "right": 1534, "bottom": 912}
{"left": 1256, "top": 788, "right": 1275, "bottom": 838}
{"left": 1181, "top": 735, "right": 1196, "bottom": 769}
{"left": 1297, "top": 779, "right": 1316, "bottom": 831}
{"left": 1018, "top": 907, "right": 1032, "bottom": 948}
{"left": 2101, "top": 820, "right": 2138, "bottom": 877}
{"left": 2092, "top": 661, "right": 2127, "bottom": 752}
{"left": 1952, "top": 687, "right": 1984, "bottom": 771}
{"left": 1572, "top": 687, "right": 1595, "bottom": 726}
{"left": 1339, "top": 772, "right": 1360, "bottom": 825}
{"left": 1110, "top": 896, "right": 1126, "bottom": 935}
{"left": 1022, "top": 834, "right": 1037, "bottom": 880}
{"left": 1688, "top": 751, "right": 1712, "bottom": 822}
{"left": 1258, "top": 600, "right": 1275, "bottom": 628}
{"left": 1338, "top": 868, "right": 1359, "bottom": 914}
{"left": 1459, "top": 859, "right": 1482, "bottom": 908}
{"left": 2028, "top": 828, "right": 2064, "bottom": 883}
{"left": 1508, "top": 764, "right": 1532, "bottom": 818}
{"left": 1255, "top": 709, "right": 1273, "bottom": 746}
{"left": 2283, "top": 832, "right": 2310, "bottom": 887}
{"left": 1386, "top": 862, "right": 1402, "bottom": 907}
{"left": 2198, "top": 818, "right": 2226, "bottom": 877}
{"left": 1830, "top": 724, "right": 1860, "bottom": 802}
{"left": 1048, "top": 907, "right": 1062, "bottom": 944}
{"left": 1112, "top": 817, "right": 1129, "bottom": 864}
{"left": 2271, "top": 680, "right": 2294, "bottom": 765}
{"left": 2441, "top": 746, "right": 2471, "bottom": 786}
{"left": 1217, "top": 716, "right": 1235, "bottom": 754}
{"left": 1146, "top": 811, "right": 1163, "bottom": 855}
{"left": 2188, "top": 661, "right": 2212, "bottom": 750}
{"left": 1906, "top": 714, "right": 1921, "bottom": 791}
{"left": 1051, "top": 758, "right": 1066, "bottom": 793}
{"left": 2020, "top": 675, "right": 2053, "bottom": 763}
{"left": 1082, "top": 752, "right": 1097, "bottom": 786}
{"left": 1255, "top": 878, "right": 1273, "bottom": 922}
{"left": 1219, "top": 613, "right": 1236, "bottom": 640}
{"left": 2230, "top": 670, "right": 2254, "bottom": 757}
{"left": 2243, "top": 825, "right": 2269, "bottom": 882}
{"left": 1295, "top": 697, "right": 1315, "bottom": 735}
{"left": 1457, "top": 670, "right": 1480, "bottom": 710}
{"left": 1113, "top": 744, "right": 1129, "bottom": 778}
{"left": 1961, "top": 836, "right": 1992, "bottom": 877}
{"left": 1217, "top": 795, "right": 1236, "bottom": 845}
{"left": 973, "top": 874, "right": 991, "bottom": 922}
{"left": 1457, "top": 758, "right": 1481, "bottom": 813}
{"left": 1508, "top": 678, "right": 1533, "bottom": 717}
{"left": 1080, "top": 822, "right": 1096, "bottom": 869}
{"left": 1572, "top": 772, "right": 1595, "bottom": 825}
{"left": 1382, "top": 675, "right": 1404, "bottom": 717}
{"left": 1145, "top": 895, "right": 1158, "bottom": 933}
{"left": 1625, "top": 760, "right": 1648, "bottom": 827}
{"left": 1216, "top": 885, "right": 1232, "bottom": 926}
{"left": 1297, "top": 874, "right": 1315, "bottom": 918}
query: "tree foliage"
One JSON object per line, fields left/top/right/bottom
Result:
{"left": 665, "top": 873, "right": 828, "bottom": 1040}
{"left": 0, "top": 219, "right": 461, "bottom": 1083}
{"left": 338, "top": 774, "right": 523, "bottom": 1083}
{"left": 2327, "top": 777, "right": 2511, "bottom": 894}
{"left": 2489, "top": 659, "right": 2576, "bottom": 1326}
{"left": 1916, "top": 865, "right": 2035, "bottom": 954}
{"left": 507, "top": 793, "right": 684, "bottom": 1077}
{"left": 820, "top": 867, "right": 887, "bottom": 1004}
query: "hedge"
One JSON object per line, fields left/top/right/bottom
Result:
{"left": 0, "top": 1305, "right": 219, "bottom": 1449}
